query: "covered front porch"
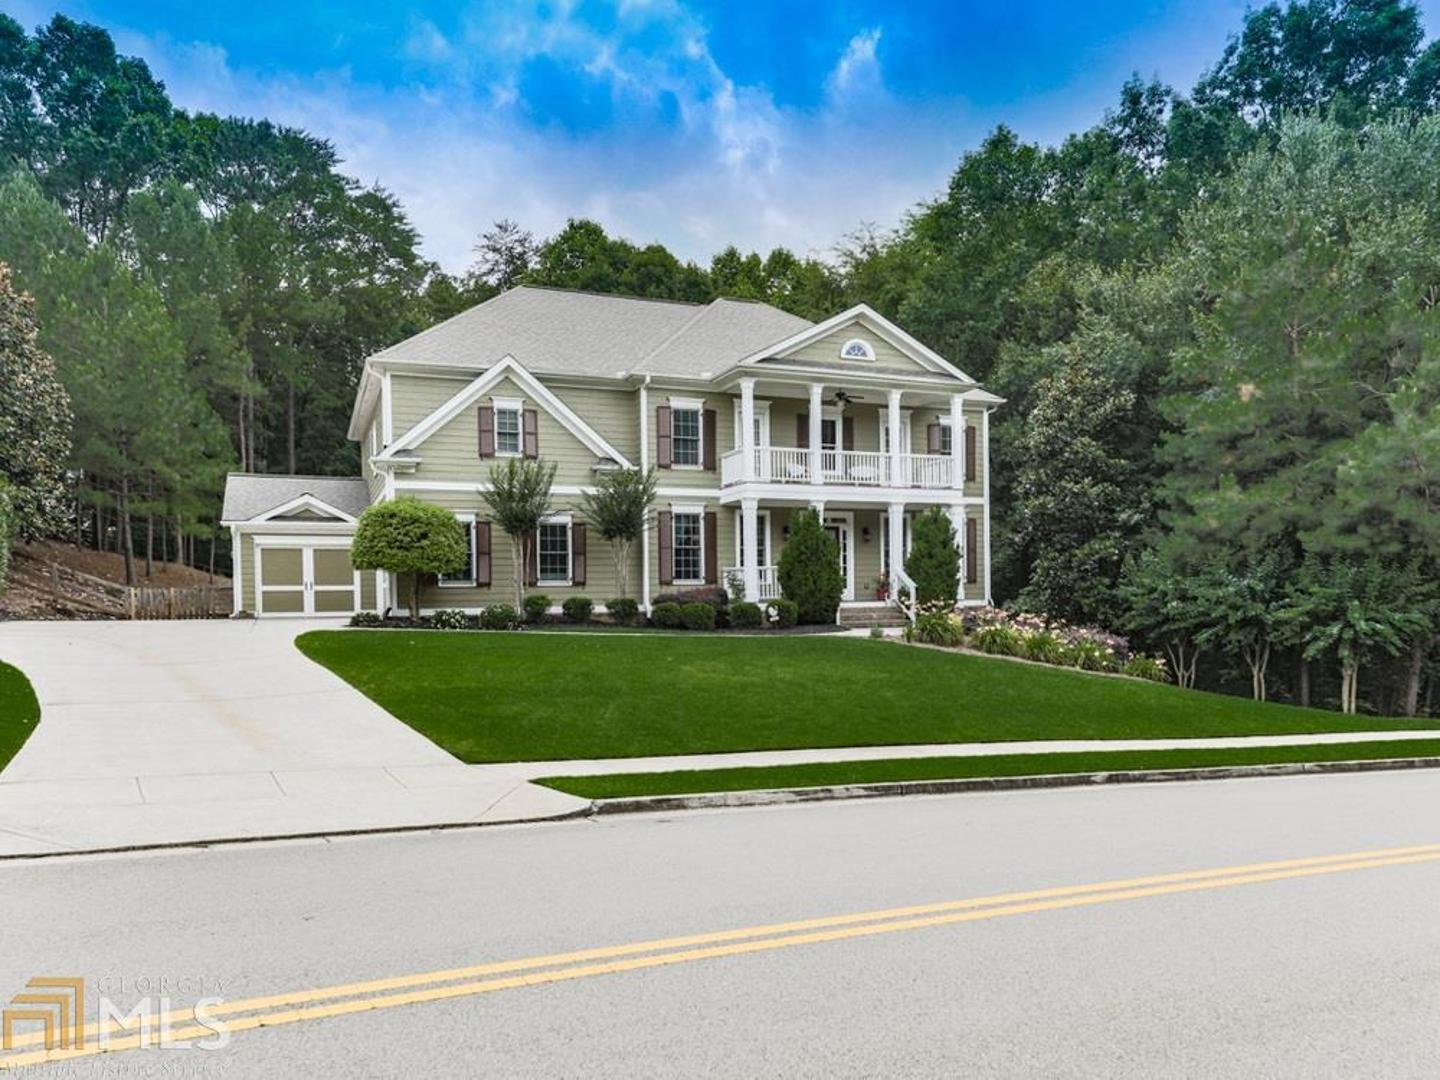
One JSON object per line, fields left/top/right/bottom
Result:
{"left": 721, "top": 498, "right": 987, "bottom": 613}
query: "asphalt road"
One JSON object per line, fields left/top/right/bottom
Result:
{"left": 3, "top": 770, "right": 1440, "bottom": 1077}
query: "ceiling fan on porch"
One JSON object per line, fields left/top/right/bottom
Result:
{"left": 831, "top": 389, "right": 866, "bottom": 407}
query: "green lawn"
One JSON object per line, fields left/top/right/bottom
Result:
{"left": 537, "top": 739, "right": 1440, "bottom": 798}
{"left": 295, "top": 631, "right": 1430, "bottom": 763}
{"left": 0, "top": 660, "right": 40, "bottom": 771}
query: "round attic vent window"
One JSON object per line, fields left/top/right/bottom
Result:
{"left": 840, "top": 338, "right": 876, "bottom": 361}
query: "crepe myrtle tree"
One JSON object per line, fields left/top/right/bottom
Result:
{"left": 351, "top": 498, "right": 469, "bottom": 620}
{"left": 481, "top": 457, "right": 557, "bottom": 610}
{"left": 579, "top": 466, "right": 656, "bottom": 599}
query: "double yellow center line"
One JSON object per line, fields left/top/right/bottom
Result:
{"left": 6, "top": 841, "right": 1440, "bottom": 1069}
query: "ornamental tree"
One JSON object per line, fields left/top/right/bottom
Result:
{"left": 905, "top": 507, "right": 961, "bottom": 607}
{"left": 481, "top": 457, "right": 556, "bottom": 609}
{"left": 579, "top": 466, "right": 655, "bottom": 598}
{"left": 350, "top": 498, "right": 468, "bottom": 619}
{"left": 777, "top": 508, "right": 843, "bottom": 624}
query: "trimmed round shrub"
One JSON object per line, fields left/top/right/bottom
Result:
{"left": 728, "top": 601, "right": 763, "bottom": 629}
{"left": 562, "top": 596, "right": 594, "bottom": 623}
{"left": 431, "top": 609, "right": 471, "bottom": 630}
{"left": 480, "top": 603, "right": 520, "bottom": 630}
{"left": 349, "top": 611, "right": 383, "bottom": 628}
{"left": 766, "top": 598, "right": 799, "bottom": 628}
{"left": 651, "top": 602, "right": 684, "bottom": 629}
{"left": 607, "top": 597, "right": 639, "bottom": 624}
{"left": 523, "top": 594, "right": 551, "bottom": 622}
{"left": 680, "top": 601, "right": 716, "bottom": 631}
{"left": 776, "top": 509, "right": 843, "bottom": 624}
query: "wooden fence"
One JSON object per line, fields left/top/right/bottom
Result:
{"left": 45, "top": 562, "right": 230, "bottom": 620}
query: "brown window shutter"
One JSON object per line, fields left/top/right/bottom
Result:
{"left": 656, "top": 406, "right": 672, "bottom": 468}
{"left": 571, "top": 522, "right": 586, "bottom": 586}
{"left": 474, "top": 522, "right": 491, "bottom": 586}
{"left": 965, "top": 425, "right": 977, "bottom": 481}
{"left": 702, "top": 408, "right": 717, "bottom": 470}
{"left": 703, "top": 511, "right": 718, "bottom": 584}
{"left": 966, "top": 518, "right": 978, "bottom": 584}
{"left": 478, "top": 406, "right": 495, "bottom": 457}
{"left": 927, "top": 423, "right": 942, "bottom": 454}
{"left": 524, "top": 531, "right": 538, "bottom": 587}
{"left": 658, "top": 511, "right": 673, "bottom": 585}
{"left": 796, "top": 414, "right": 809, "bottom": 448}
{"left": 523, "top": 409, "right": 539, "bottom": 458}
{"left": 842, "top": 416, "right": 855, "bottom": 451}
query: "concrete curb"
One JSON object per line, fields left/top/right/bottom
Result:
{"left": 0, "top": 806, "right": 594, "bottom": 863}
{"left": 584, "top": 755, "right": 1440, "bottom": 815}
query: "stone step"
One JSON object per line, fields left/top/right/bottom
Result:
{"left": 837, "top": 607, "right": 910, "bottom": 628}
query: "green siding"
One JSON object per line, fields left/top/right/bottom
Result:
{"left": 781, "top": 326, "right": 933, "bottom": 373}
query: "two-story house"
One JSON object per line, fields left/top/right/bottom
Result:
{"left": 220, "top": 286, "right": 1003, "bottom": 623}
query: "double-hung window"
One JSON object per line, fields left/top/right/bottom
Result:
{"left": 939, "top": 417, "right": 953, "bottom": 456}
{"left": 671, "top": 404, "right": 702, "bottom": 467}
{"left": 439, "top": 513, "right": 476, "bottom": 586}
{"left": 672, "top": 511, "right": 703, "bottom": 583}
{"left": 494, "top": 400, "right": 523, "bottom": 456}
{"left": 537, "top": 517, "right": 572, "bottom": 585}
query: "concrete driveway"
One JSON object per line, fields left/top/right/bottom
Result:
{"left": 0, "top": 620, "right": 584, "bottom": 856}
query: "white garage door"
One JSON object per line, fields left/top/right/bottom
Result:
{"left": 257, "top": 542, "right": 359, "bottom": 616}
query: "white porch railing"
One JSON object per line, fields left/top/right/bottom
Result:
{"left": 723, "top": 565, "right": 781, "bottom": 601}
{"left": 720, "top": 447, "right": 955, "bottom": 489}
{"left": 892, "top": 566, "right": 918, "bottom": 625}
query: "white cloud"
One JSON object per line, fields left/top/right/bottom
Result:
{"left": 98, "top": 7, "right": 972, "bottom": 274}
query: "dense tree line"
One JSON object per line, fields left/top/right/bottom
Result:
{"left": 1, "top": 3, "right": 1438, "bottom": 714}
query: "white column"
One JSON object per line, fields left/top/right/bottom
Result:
{"left": 739, "top": 378, "right": 756, "bottom": 483}
{"left": 230, "top": 525, "right": 243, "bottom": 616}
{"left": 948, "top": 504, "right": 966, "bottom": 604}
{"left": 887, "top": 501, "right": 905, "bottom": 593}
{"left": 740, "top": 497, "right": 760, "bottom": 602}
{"left": 887, "top": 389, "right": 904, "bottom": 488}
{"left": 810, "top": 499, "right": 826, "bottom": 520}
{"left": 808, "top": 382, "right": 824, "bottom": 485}
{"left": 950, "top": 393, "right": 965, "bottom": 490}
{"left": 982, "top": 407, "right": 993, "bottom": 605}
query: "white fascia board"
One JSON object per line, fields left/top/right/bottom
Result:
{"left": 346, "top": 365, "right": 382, "bottom": 441}
{"left": 380, "top": 355, "right": 634, "bottom": 468}
{"left": 736, "top": 304, "right": 977, "bottom": 383}
{"left": 250, "top": 493, "right": 359, "bottom": 524}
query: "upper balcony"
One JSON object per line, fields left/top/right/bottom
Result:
{"left": 720, "top": 446, "right": 957, "bottom": 490}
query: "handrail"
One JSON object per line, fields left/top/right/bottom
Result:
{"left": 893, "top": 567, "right": 918, "bottom": 625}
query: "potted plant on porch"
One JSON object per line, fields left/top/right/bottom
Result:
{"left": 873, "top": 576, "right": 890, "bottom": 601}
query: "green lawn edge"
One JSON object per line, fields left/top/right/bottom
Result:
{"left": 0, "top": 660, "right": 40, "bottom": 771}
{"left": 537, "top": 739, "right": 1440, "bottom": 798}
{"left": 295, "top": 630, "right": 1433, "bottom": 764}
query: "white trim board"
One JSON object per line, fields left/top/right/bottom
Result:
{"left": 379, "top": 355, "right": 634, "bottom": 468}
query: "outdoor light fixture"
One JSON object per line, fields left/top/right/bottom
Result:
{"left": 862, "top": 527, "right": 872, "bottom": 542}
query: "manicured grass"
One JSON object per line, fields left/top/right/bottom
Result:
{"left": 537, "top": 739, "right": 1440, "bottom": 798}
{"left": 0, "top": 660, "right": 40, "bottom": 771}
{"left": 295, "top": 631, "right": 1431, "bottom": 764}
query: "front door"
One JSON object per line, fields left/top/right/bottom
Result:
{"left": 824, "top": 516, "right": 855, "bottom": 602}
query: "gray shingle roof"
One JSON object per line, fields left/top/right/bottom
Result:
{"left": 368, "top": 286, "right": 813, "bottom": 379}
{"left": 221, "top": 474, "right": 371, "bottom": 523}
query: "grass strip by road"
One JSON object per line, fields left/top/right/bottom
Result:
{"left": 6, "top": 842, "right": 1440, "bottom": 1070}
{"left": 0, "top": 660, "right": 39, "bottom": 771}
{"left": 296, "top": 631, "right": 1428, "bottom": 763}
{"left": 535, "top": 739, "right": 1440, "bottom": 799}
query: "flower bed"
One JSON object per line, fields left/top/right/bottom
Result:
{"left": 907, "top": 605, "right": 1170, "bottom": 682}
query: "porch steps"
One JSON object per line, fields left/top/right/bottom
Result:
{"left": 837, "top": 606, "right": 910, "bottom": 629}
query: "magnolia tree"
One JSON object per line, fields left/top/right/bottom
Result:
{"left": 579, "top": 467, "right": 655, "bottom": 598}
{"left": 481, "top": 458, "right": 556, "bottom": 609}
{"left": 350, "top": 498, "right": 468, "bottom": 619}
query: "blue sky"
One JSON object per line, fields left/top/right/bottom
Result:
{"left": 9, "top": 1, "right": 1440, "bottom": 271}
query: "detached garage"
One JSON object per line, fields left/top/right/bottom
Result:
{"left": 220, "top": 475, "right": 378, "bottom": 618}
